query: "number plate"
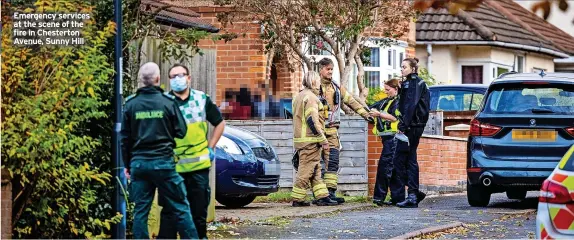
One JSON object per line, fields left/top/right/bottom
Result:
{"left": 264, "top": 162, "right": 281, "bottom": 176}
{"left": 512, "top": 129, "right": 556, "bottom": 142}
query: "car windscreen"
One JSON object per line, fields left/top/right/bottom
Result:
{"left": 483, "top": 82, "right": 574, "bottom": 114}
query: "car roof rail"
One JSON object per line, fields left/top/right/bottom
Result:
{"left": 497, "top": 71, "right": 518, "bottom": 79}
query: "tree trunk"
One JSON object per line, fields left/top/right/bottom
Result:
{"left": 354, "top": 54, "right": 367, "bottom": 101}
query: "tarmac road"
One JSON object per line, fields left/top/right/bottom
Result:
{"left": 223, "top": 192, "right": 538, "bottom": 239}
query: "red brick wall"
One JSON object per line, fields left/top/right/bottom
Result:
{"left": 367, "top": 123, "right": 467, "bottom": 196}
{"left": 2, "top": 169, "right": 12, "bottom": 239}
{"left": 191, "top": 7, "right": 268, "bottom": 102}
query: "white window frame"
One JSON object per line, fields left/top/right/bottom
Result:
{"left": 515, "top": 55, "right": 525, "bottom": 73}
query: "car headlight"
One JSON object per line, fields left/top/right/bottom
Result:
{"left": 216, "top": 136, "right": 243, "bottom": 155}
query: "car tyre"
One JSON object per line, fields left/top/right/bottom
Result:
{"left": 216, "top": 195, "right": 257, "bottom": 208}
{"left": 506, "top": 190, "right": 527, "bottom": 200}
{"left": 467, "top": 183, "right": 491, "bottom": 207}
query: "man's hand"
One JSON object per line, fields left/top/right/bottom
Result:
{"left": 124, "top": 168, "right": 131, "bottom": 181}
{"left": 208, "top": 147, "right": 215, "bottom": 161}
{"left": 322, "top": 143, "right": 329, "bottom": 150}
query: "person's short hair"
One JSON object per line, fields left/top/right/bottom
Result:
{"left": 138, "top": 62, "right": 160, "bottom": 87}
{"left": 168, "top": 63, "right": 189, "bottom": 77}
{"left": 318, "top": 58, "right": 334, "bottom": 70}
{"left": 303, "top": 71, "right": 321, "bottom": 90}
{"left": 385, "top": 78, "right": 401, "bottom": 89}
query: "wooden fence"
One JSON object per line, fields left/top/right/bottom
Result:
{"left": 228, "top": 116, "right": 369, "bottom": 196}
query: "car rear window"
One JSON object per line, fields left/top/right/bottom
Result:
{"left": 483, "top": 83, "right": 574, "bottom": 114}
{"left": 559, "top": 146, "right": 574, "bottom": 171}
{"left": 435, "top": 90, "right": 484, "bottom": 111}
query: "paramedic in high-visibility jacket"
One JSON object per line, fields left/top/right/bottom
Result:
{"left": 369, "top": 78, "right": 404, "bottom": 206}
{"left": 121, "top": 62, "right": 197, "bottom": 239}
{"left": 291, "top": 71, "right": 339, "bottom": 207}
{"left": 317, "top": 58, "right": 374, "bottom": 203}
{"left": 158, "top": 64, "right": 226, "bottom": 239}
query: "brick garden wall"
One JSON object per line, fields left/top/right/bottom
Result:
{"left": 367, "top": 123, "right": 467, "bottom": 196}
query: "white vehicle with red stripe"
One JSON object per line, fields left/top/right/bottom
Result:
{"left": 537, "top": 144, "right": 574, "bottom": 239}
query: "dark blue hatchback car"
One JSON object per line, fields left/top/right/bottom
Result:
{"left": 467, "top": 72, "right": 574, "bottom": 207}
{"left": 215, "top": 125, "right": 281, "bottom": 208}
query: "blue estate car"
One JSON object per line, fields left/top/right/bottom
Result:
{"left": 467, "top": 72, "right": 574, "bottom": 207}
{"left": 214, "top": 125, "right": 281, "bottom": 208}
{"left": 429, "top": 84, "right": 488, "bottom": 111}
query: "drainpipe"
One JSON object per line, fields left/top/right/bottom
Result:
{"left": 426, "top": 44, "right": 433, "bottom": 76}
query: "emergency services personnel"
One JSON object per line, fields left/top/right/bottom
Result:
{"left": 158, "top": 64, "right": 226, "bottom": 239}
{"left": 369, "top": 78, "right": 404, "bottom": 206}
{"left": 120, "top": 62, "right": 197, "bottom": 239}
{"left": 317, "top": 58, "right": 373, "bottom": 203}
{"left": 291, "top": 71, "right": 338, "bottom": 207}
{"left": 396, "top": 57, "right": 430, "bottom": 208}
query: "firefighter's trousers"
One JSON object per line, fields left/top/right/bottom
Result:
{"left": 322, "top": 128, "right": 341, "bottom": 190}
{"left": 292, "top": 144, "right": 330, "bottom": 201}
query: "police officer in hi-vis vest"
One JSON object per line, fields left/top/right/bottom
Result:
{"left": 369, "top": 78, "right": 405, "bottom": 206}
{"left": 158, "top": 64, "right": 226, "bottom": 239}
{"left": 291, "top": 71, "right": 339, "bottom": 207}
{"left": 121, "top": 62, "right": 197, "bottom": 239}
{"left": 317, "top": 58, "right": 374, "bottom": 203}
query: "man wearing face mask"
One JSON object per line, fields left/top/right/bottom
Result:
{"left": 120, "top": 62, "right": 197, "bottom": 239}
{"left": 158, "top": 64, "right": 226, "bottom": 239}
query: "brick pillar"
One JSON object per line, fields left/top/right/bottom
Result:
{"left": 1, "top": 169, "right": 12, "bottom": 239}
{"left": 367, "top": 123, "right": 382, "bottom": 197}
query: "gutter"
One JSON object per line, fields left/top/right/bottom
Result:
{"left": 155, "top": 15, "right": 220, "bottom": 33}
{"left": 554, "top": 56, "right": 574, "bottom": 63}
{"left": 416, "top": 41, "right": 569, "bottom": 58}
{"left": 426, "top": 44, "right": 432, "bottom": 75}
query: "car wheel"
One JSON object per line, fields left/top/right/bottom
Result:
{"left": 467, "top": 183, "right": 491, "bottom": 207}
{"left": 216, "top": 195, "right": 257, "bottom": 208}
{"left": 506, "top": 190, "right": 527, "bottom": 200}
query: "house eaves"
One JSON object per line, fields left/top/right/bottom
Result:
{"left": 417, "top": 41, "right": 570, "bottom": 58}
{"left": 141, "top": 0, "right": 220, "bottom": 33}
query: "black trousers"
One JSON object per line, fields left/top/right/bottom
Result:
{"left": 373, "top": 136, "right": 405, "bottom": 202}
{"left": 395, "top": 127, "right": 424, "bottom": 195}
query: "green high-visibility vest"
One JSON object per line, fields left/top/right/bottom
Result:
{"left": 372, "top": 98, "right": 401, "bottom": 136}
{"left": 173, "top": 89, "right": 211, "bottom": 173}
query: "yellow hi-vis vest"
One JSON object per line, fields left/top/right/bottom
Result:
{"left": 173, "top": 89, "right": 211, "bottom": 173}
{"left": 372, "top": 98, "right": 401, "bottom": 136}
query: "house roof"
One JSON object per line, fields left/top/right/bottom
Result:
{"left": 416, "top": 1, "right": 570, "bottom": 58}
{"left": 487, "top": 0, "right": 574, "bottom": 55}
{"left": 161, "top": 0, "right": 220, "bottom": 8}
{"left": 141, "top": 0, "right": 219, "bottom": 32}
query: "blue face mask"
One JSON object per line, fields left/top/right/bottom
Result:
{"left": 170, "top": 76, "right": 188, "bottom": 92}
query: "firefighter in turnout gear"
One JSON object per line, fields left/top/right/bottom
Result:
{"left": 317, "top": 58, "right": 374, "bottom": 203}
{"left": 291, "top": 71, "right": 339, "bottom": 207}
{"left": 396, "top": 58, "right": 430, "bottom": 208}
{"left": 369, "top": 78, "right": 404, "bottom": 206}
{"left": 120, "top": 62, "right": 198, "bottom": 239}
{"left": 158, "top": 64, "right": 226, "bottom": 239}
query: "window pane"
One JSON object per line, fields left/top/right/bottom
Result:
{"left": 399, "top": 52, "right": 404, "bottom": 65}
{"left": 484, "top": 83, "right": 574, "bottom": 114}
{"left": 437, "top": 90, "right": 473, "bottom": 111}
{"left": 462, "top": 66, "right": 483, "bottom": 84}
{"left": 470, "top": 93, "right": 484, "bottom": 110}
{"left": 517, "top": 56, "right": 524, "bottom": 73}
{"left": 366, "top": 48, "right": 380, "bottom": 67}
{"left": 388, "top": 49, "right": 392, "bottom": 66}
{"left": 364, "top": 71, "right": 381, "bottom": 89}
{"left": 497, "top": 67, "right": 509, "bottom": 77}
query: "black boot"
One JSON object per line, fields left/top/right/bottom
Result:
{"left": 328, "top": 188, "right": 345, "bottom": 204}
{"left": 314, "top": 197, "right": 338, "bottom": 206}
{"left": 292, "top": 200, "right": 311, "bottom": 207}
{"left": 416, "top": 191, "right": 426, "bottom": 204}
{"left": 397, "top": 193, "right": 418, "bottom": 208}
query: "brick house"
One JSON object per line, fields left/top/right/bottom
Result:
{"left": 159, "top": 0, "right": 417, "bottom": 119}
